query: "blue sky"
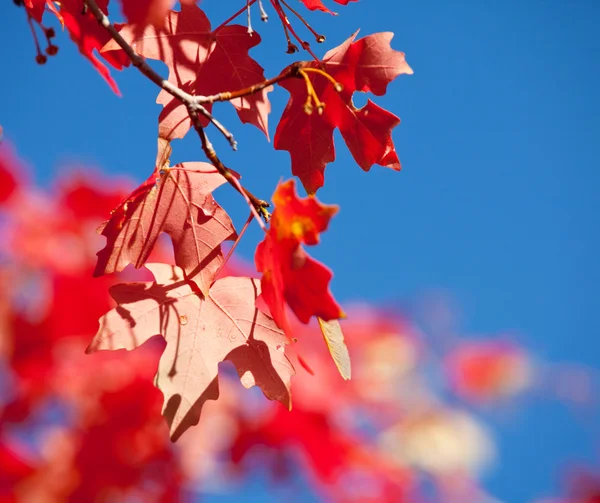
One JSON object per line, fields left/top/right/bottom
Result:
{"left": 1, "top": 1, "right": 599, "bottom": 501}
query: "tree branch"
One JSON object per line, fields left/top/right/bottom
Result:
{"left": 197, "top": 64, "right": 301, "bottom": 106}
{"left": 82, "top": 0, "right": 290, "bottom": 221}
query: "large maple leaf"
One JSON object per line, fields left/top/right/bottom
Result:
{"left": 102, "top": 3, "right": 271, "bottom": 140}
{"left": 275, "top": 31, "right": 413, "bottom": 193}
{"left": 88, "top": 263, "right": 294, "bottom": 441}
{"left": 255, "top": 179, "right": 343, "bottom": 338}
{"left": 59, "top": 0, "right": 128, "bottom": 95}
{"left": 94, "top": 152, "right": 236, "bottom": 296}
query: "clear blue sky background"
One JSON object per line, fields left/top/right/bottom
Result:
{"left": 1, "top": 1, "right": 599, "bottom": 502}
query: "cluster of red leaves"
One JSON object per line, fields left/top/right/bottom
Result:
{"left": 11, "top": 2, "right": 598, "bottom": 501}
{"left": 0, "top": 143, "right": 185, "bottom": 502}
{"left": 33, "top": 0, "right": 403, "bottom": 438}
{"left": 31, "top": 0, "right": 411, "bottom": 191}
{"left": 0, "top": 141, "right": 595, "bottom": 502}
{"left": 0, "top": 144, "right": 416, "bottom": 501}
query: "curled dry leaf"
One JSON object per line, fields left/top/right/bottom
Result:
{"left": 88, "top": 263, "right": 294, "bottom": 441}
{"left": 318, "top": 317, "right": 351, "bottom": 380}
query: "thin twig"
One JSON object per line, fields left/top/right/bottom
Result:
{"left": 192, "top": 122, "right": 270, "bottom": 227}
{"left": 214, "top": 0, "right": 258, "bottom": 33}
{"left": 279, "top": 0, "right": 325, "bottom": 43}
{"left": 197, "top": 64, "right": 301, "bottom": 105}
{"left": 272, "top": 0, "right": 321, "bottom": 62}
{"left": 213, "top": 211, "right": 256, "bottom": 280}
{"left": 83, "top": 0, "right": 236, "bottom": 147}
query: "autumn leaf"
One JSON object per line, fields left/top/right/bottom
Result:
{"left": 88, "top": 263, "right": 294, "bottom": 441}
{"left": 59, "top": 0, "right": 128, "bottom": 95}
{"left": 299, "top": 0, "right": 358, "bottom": 15}
{"left": 23, "top": 0, "right": 61, "bottom": 23}
{"left": 94, "top": 151, "right": 236, "bottom": 296}
{"left": 0, "top": 142, "right": 24, "bottom": 204}
{"left": 118, "top": 0, "right": 174, "bottom": 27}
{"left": 318, "top": 317, "right": 351, "bottom": 380}
{"left": 117, "top": 0, "right": 196, "bottom": 29}
{"left": 255, "top": 179, "right": 343, "bottom": 338}
{"left": 275, "top": 31, "right": 413, "bottom": 193}
{"left": 102, "top": 3, "right": 272, "bottom": 140}
{"left": 445, "top": 341, "right": 532, "bottom": 402}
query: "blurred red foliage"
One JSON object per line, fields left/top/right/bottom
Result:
{"left": 0, "top": 140, "right": 596, "bottom": 502}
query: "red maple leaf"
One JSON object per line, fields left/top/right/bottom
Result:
{"left": 59, "top": 0, "right": 128, "bottom": 95}
{"left": 119, "top": 0, "right": 175, "bottom": 28}
{"left": 88, "top": 263, "right": 294, "bottom": 440}
{"left": 0, "top": 440, "right": 36, "bottom": 495}
{"left": 275, "top": 31, "right": 413, "bottom": 193}
{"left": 299, "top": 0, "right": 358, "bottom": 15}
{"left": 0, "top": 142, "right": 24, "bottom": 205}
{"left": 23, "top": 0, "right": 61, "bottom": 22}
{"left": 445, "top": 340, "right": 532, "bottom": 403}
{"left": 118, "top": 0, "right": 197, "bottom": 28}
{"left": 255, "top": 179, "right": 343, "bottom": 338}
{"left": 102, "top": 3, "right": 271, "bottom": 140}
{"left": 232, "top": 407, "right": 413, "bottom": 502}
{"left": 94, "top": 157, "right": 236, "bottom": 296}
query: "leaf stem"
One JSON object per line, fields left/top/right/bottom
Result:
{"left": 214, "top": 0, "right": 258, "bottom": 33}
{"left": 193, "top": 123, "right": 270, "bottom": 227}
{"left": 213, "top": 211, "right": 256, "bottom": 280}
{"left": 278, "top": 0, "right": 325, "bottom": 44}
{"left": 271, "top": 0, "right": 321, "bottom": 62}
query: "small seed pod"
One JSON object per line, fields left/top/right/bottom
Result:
{"left": 36, "top": 54, "right": 47, "bottom": 65}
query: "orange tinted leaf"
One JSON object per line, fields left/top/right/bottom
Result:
{"left": 255, "top": 179, "right": 343, "bottom": 338}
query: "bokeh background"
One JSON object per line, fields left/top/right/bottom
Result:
{"left": 0, "top": 1, "right": 599, "bottom": 502}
